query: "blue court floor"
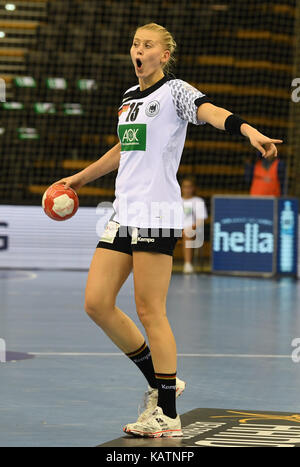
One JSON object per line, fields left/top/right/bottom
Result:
{"left": 0, "top": 269, "right": 300, "bottom": 447}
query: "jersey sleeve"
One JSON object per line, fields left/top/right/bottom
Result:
{"left": 167, "top": 79, "right": 211, "bottom": 125}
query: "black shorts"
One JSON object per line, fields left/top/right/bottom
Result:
{"left": 97, "top": 221, "right": 182, "bottom": 257}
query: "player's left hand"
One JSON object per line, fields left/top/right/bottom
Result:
{"left": 241, "top": 124, "right": 283, "bottom": 158}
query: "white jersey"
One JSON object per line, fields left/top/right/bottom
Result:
{"left": 182, "top": 196, "right": 208, "bottom": 229}
{"left": 113, "top": 75, "right": 210, "bottom": 229}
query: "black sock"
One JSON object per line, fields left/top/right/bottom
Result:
{"left": 126, "top": 342, "right": 157, "bottom": 389}
{"left": 155, "top": 372, "right": 177, "bottom": 419}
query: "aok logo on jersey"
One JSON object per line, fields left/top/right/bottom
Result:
{"left": 118, "top": 124, "right": 146, "bottom": 151}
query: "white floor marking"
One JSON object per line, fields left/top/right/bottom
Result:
{"left": 28, "top": 352, "right": 291, "bottom": 359}
{"left": 0, "top": 270, "right": 37, "bottom": 282}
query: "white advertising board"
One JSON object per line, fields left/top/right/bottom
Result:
{"left": 0, "top": 205, "right": 114, "bottom": 269}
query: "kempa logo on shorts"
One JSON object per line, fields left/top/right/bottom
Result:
{"left": 145, "top": 100, "right": 160, "bottom": 117}
{"left": 118, "top": 124, "right": 146, "bottom": 151}
{"left": 137, "top": 237, "right": 155, "bottom": 243}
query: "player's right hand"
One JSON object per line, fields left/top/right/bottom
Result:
{"left": 51, "top": 175, "right": 84, "bottom": 192}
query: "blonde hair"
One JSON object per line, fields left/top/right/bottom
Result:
{"left": 134, "top": 23, "right": 177, "bottom": 74}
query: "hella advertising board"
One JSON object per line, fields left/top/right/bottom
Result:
{"left": 212, "top": 196, "right": 277, "bottom": 276}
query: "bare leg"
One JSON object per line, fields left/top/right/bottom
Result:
{"left": 133, "top": 252, "right": 176, "bottom": 374}
{"left": 85, "top": 248, "right": 145, "bottom": 354}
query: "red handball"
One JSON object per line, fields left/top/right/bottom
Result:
{"left": 42, "top": 184, "right": 79, "bottom": 221}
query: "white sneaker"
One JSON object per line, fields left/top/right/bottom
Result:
{"left": 137, "top": 377, "right": 186, "bottom": 423}
{"left": 124, "top": 406, "right": 183, "bottom": 438}
{"left": 183, "top": 262, "right": 194, "bottom": 274}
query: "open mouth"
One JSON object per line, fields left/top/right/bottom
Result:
{"left": 136, "top": 58, "right": 142, "bottom": 69}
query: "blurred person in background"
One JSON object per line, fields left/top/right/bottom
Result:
{"left": 245, "top": 151, "right": 286, "bottom": 196}
{"left": 181, "top": 176, "right": 207, "bottom": 274}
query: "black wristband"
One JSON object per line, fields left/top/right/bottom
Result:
{"left": 225, "top": 114, "right": 248, "bottom": 136}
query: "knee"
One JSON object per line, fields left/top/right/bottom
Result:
{"left": 136, "top": 305, "right": 151, "bottom": 328}
{"left": 84, "top": 297, "right": 100, "bottom": 320}
{"left": 84, "top": 294, "right": 114, "bottom": 324}
{"left": 135, "top": 299, "right": 166, "bottom": 329}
